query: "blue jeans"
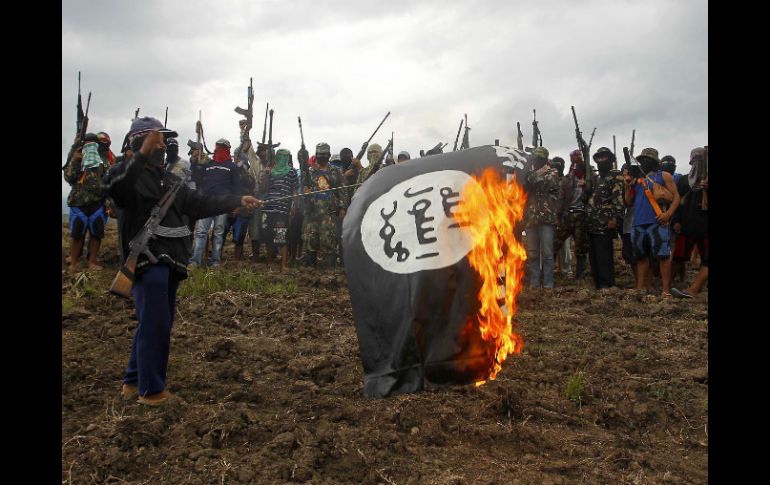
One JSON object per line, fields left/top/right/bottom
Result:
{"left": 124, "top": 264, "right": 180, "bottom": 396}
{"left": 526, "top": 224, "right": 555, "bottom": 288}
{"left": 190, "top": 213, "right": 228, "bottom": 266}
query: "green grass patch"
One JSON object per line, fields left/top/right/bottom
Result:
{"left": 565, "top": 371, "right": 585, "bottom": 404}
{"left": 62, "top": 296, "right": 75, "bottom": 313}
{"left": 178, "top": 268, "right": 297, "bottom": 297}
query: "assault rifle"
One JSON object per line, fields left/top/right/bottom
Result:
{"left": 76, "top": 72, "right": 83, "bottom": 135}
{"left": 109, "top": 176, "right": 188, "bottom": 298}
{"left": 262, "top": 102, "right": 269, "bottom": 144}
{"left": 297, "top": 116, "right": 310, "bottom": 188}
{"left": 461, "top": 113, "right": 470, "bottom": 149}
{"left": 234, "top": 77, "right": 254, "bottom": 131}
{"left": 356, "top": 111, "right": 391, "bottom": 161}
{"left": 571, "top": 105, "right": 592, "bottom": 193}
{"left": 516, "top": 122, "right": 524, "bottom": 151}
{"left": 532, "top": 109, "right": 542, "bottom": 148}
{"left": 77, "top": 92, "right": 92, "bottom": 148}
{"left": 623, "top": 146, "right": 643, "bottom": 179}
{"left": 267, "top": 108, "right": 275, "bottom": 167}
{"left": 630, "top": 129, "right": 636, "bottom": 157}
{"left": 420, "top": 142, "right": 445, "bottom": 157}
{"left": 613, "top": 135, "right": 617, "bottom": 169}
{"left": 453, "top": 118, "right": 464, "bottom": 151}
{"left": 164, "top": 107, "right": 168, "bottom": 128}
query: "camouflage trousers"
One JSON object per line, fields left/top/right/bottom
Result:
{"left": 302, "top": 212, "right": 338, "bottom": 264}
{"left": 554, "top": 211, "right": 589, "bottom": 257}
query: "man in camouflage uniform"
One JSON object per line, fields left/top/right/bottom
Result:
{"left": 585, "top": 147, "right": 625, "bottom": 289}
{"left": 63, "top": 133, "right": 108, "bottom": 272}
{"left": 554, "top": 149, "right": 591, "bottom": 279}
{"left": 301, "top": 142, "right": 349, "bottom": 269}
{"left": 522, "top": 146, "right": 561, "bottom": 289}
{"left": 355, "top": 143, "right": 384, "bottom": 187}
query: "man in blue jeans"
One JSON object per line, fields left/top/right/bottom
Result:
{"left": 622, "top": 148, "right": 680, "bottom": 297}
{"left": 189, "top": 138, "right": 241, "bottom": 268}
{"left": 105, "top": 118, "right": 261, "bottom": 405}
{"left": 522, "top": 147, "right": 561, "bottom": 289}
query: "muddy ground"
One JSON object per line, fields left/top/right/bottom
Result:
{"left": 62, "top": 223, "right": 707, "bottom": 484}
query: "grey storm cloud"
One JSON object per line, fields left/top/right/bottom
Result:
{"left": 62, "top": 0, "right": 706, "bottom": 209}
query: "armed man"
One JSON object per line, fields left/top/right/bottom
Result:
{"left": 302, "top": 142, "right": 349, "bottom": 269}
{"left": 63, "top": 132, "right": 110, "bottom": 272}
{"left": 585, "top": 147, "right": 625, "bottom": 289}
{"left": 355, "top": 143, "right": 384, "bottom": 186}
{"left": 164, "top": 138, "right": 195, "bottom": 190}
{"left": 522, "top": 146, "right": 561, "bottom": 289}
{"left": 553, "top": 149, "right": 592, "bottom": 280}
{"left": 104, "top": 116, "right": 260, "bottom": 405}
{"left": 229, "top": 122, "right": 258, "bottom": 261}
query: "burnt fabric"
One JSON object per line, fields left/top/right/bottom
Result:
{"left": 343, "top": 145, "right": 526, "bottom": 398}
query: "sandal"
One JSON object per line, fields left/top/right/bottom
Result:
{"left": 671, "top": 288, "right": 694, "bottom": 299}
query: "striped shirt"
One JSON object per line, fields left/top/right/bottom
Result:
{"left": 262, "top": 170, "right": 299, "bottom": 214}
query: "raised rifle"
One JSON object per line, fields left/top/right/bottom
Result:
{"left": 613, "top": 135, "right": 617, "bottom": 169}
{"left": 461, "top": 113, "right": 470, "bottom": 149}
{"left": 623, "top": 146, "right": 643, "bottom": 179}
{"left": 267, "top": 108, "right": 275, "bottom": 167}
{"left": 420, "top": 142, "right": 444, "bottom": 157}
{"left": 234, "top": 77, "right": 254, "bottom": 131}
{"left": 77, "top": 92, "right": 92, "bottom": 147}
{"left": 532, "top": 109, "right": 541, "bottom": 148}
{"left": 109, "top": 176, "right": 188, "bottom": 298}
{"left": 453, "top": 118, "right": 464, "bottom": 151}
{"left": 134, "top": 108, "right": 140, "bottom": 119}
{"left": 516, "top": 121, "right": 524, "bottom": 151}
{"left": 297, "top": 116, "right": 310, "bottom": 188}
{"left": 356, "top": 111, "right": 391, "bottom": 161}
{"left": 630, "top": 129, "right": 636, "bottom": 157}
{"left": 76, "top": 72, "right": 83, "bottom": 135}
{"left": 588, "top": 128, "right": 596, "bottom": 152}
{"left": 363, "top": 138, "right": 393, "bottom": 182}
{"left": 164, "top": 107, "right": 168, "bottom": 128}
{"left": 571, "top": 105, "right": 592, "bottom": 193}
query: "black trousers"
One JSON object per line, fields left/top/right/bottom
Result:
{"left": 588, "top": 232, "right": 616, "bottom": 289}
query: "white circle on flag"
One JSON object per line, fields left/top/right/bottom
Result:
{"left": 360, "top": 170, "right": 478, "bottom": 274}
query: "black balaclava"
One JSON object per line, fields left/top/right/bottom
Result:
{"left": 596, "top": 158, "right": 613, "bottom": 176}
{"left": 533, "top": 156, "right": 547, "bottom": 170}
{"left": 639, "top": 157, "right": 659, "bottom": 174}
{"left": 340, "top": 148, "right": 353, "bottom": 171}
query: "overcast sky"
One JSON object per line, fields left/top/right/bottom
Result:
{"left": 62, "top": 0, "right": 707, "bottom": 210}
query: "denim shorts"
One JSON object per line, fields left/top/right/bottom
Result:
{"left": 631, "top": 223, "right": 670, "bottom": 260}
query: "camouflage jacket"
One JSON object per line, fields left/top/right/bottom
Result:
{"left": 523, "top": 163, "right": 561, "bottom": 227}
{"left": 304, "top": 164, "right": 349, "bottom": 217}
{"left": 586, "top": 170, "right": 625, "bottom": 234}
{"left": 62, "top": 148, "right": 107, "bottom": 208}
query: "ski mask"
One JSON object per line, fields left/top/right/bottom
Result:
{"left": 367, "top": 144, "right": 383, "bottom": 165}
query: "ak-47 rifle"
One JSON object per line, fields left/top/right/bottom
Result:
{"left": 76, "top": 72, "right": 84, "bottom": 135}
{"left": 233, "top": 78, "right": 255, "bottom": 170}
{"left": 77, "top": 92, "right": 92, "bottom": 147}
{"left": 613, "top": 135, "right": 617, "bottom": 169}
{"left": 453, "top": 118, "right": 464, "bottom": 151}
{"left": 571, "top": 105, "right": 592, "bottom": 193}
{"left": 389, "top": 131, "right": 394, "bottom": 164}
{"left": 420, "top": 142, "right": 444, "bottom": 157}
{"left": 587, "top": 128, "right": 596, "bottom": 152}
{"left": 109, "top": 176, "right": 188, "bottom": 298}
{"left": 630, "top": 129, "right": 636, "bottom": 157}
{"left": 461, "top": 113, "right": 470, "bottom": 149}
{"left": 356, "top": 111, "right": 391, "bottom": 161}
{"left": 623, "top": 146, "right": 643, "bottom": 179}
{"left": 516, "top": 122, "right": 524, "bottom": 151}
{"left": 532, "top": 109, "right": 541, "bottom": 148}
{"left": 297, "top": 116, "right": 310, "bottom": 187}
{"left": 164, "top": 107, "right": 168, "bottom": 128}
{"left": 194, "top": 110, "right": 209, "bottom": 159}
{"left": 234, "top": 77, "right": 254, "bottom": 131}
{"left": 363, "top": 138, "right": 393, "bottom": 182}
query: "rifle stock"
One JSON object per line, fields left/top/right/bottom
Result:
{"left": 109, "top": 257, "right": 137, "bottom": 299}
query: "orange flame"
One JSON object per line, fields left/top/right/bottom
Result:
{"left": 454, "top": 167, "right": 528, "bottom": 385}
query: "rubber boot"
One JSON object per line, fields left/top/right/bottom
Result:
{"left": 234, "top": 243, "right": 244, "bottom": 261}
{"left": 575, "top": 255, "right": 586, "bottom": 279}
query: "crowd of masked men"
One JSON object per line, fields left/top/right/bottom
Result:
{"left": 63, "top": 119, "right": 708, "bottom": 301}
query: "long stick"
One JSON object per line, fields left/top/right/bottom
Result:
{"left": 264, "top": 183, "right": 364, "bottom": 203}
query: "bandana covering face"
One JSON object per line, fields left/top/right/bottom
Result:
{"left": 688, "top": 147, "right": 707, "bottom": 190}
{"left": 81, "top": 142, "right": 103, "bottom": 170}
{"left": 213, "top": 146, "right": 231, "bottom": 163}
{"left": 271, "top": 149, "right": 292, "bottom": 177}
{"left": 367, "top": 143, "right": 383, "bottom": 165}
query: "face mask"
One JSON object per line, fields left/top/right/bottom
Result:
{"left": 97, "top": 142, "right": 110, "bottom": 154}
{"left": 640, "top": 158, "right": 658, "bottom": 174}
{"left": 367, "top": 151, "right": 382, "bottom": 164}
{"left": 597, "top": 160, "right": 613, "bottom": 173}
{"left": 166, "top": 145, "right": 179, "bottom": 161}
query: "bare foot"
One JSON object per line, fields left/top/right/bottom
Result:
{"left": 68, "top": 264, "right": 79, "bottom": 272}
{"left": 88, "top": 264, "right": 103, "bottom": 272}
